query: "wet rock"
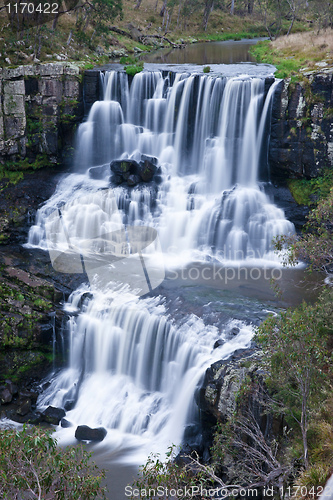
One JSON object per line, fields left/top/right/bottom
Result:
{"left": 75, "top": 425, "right": 107, "bottom": 442}
{"left": 88, "top": 165, "right": 109, "bottom": 180}
{"left": 110, "top": 159, "right": 140, "bottom": 176}
{"left": 127, "top": 174, "right": 140, "bottom": 186}
{"left": 16, "top": 398, "right": 32, "bottom": 416}
{"left": 0, "top": 386, "right": 12, "bottom": 404}
{"left": 200, "top": 350, "right": 262, "bottom": 422}
{"left": 110, "top": 174, "right": 123, "bottom": 185}
{"left": 64, "top": 399, "right": 76, "bottom": 411}
{"left": 61, "top": 418, "right": 73, "bottom": 428}
{"left": 213, "top": 339, "right": 224, "bottom": 349}
{"left": 138, "top": 159, "right": 157, "bottom": 182}
{"left": 5, "top": 379, "right": 18, "bottom": 396}
{"left": 42, "top": 405, "right": 65, "bottom": 425}
{"left": 18, "top": 390, "right": 38, "bottom": 405}
{"left": 77, "top": 292, "right": 93, "bottom": 310}
{"left": 229, "top": 327, "right": 240, "bottom": 336}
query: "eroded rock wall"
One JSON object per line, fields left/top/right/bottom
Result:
{"left": 0, "top": 62, "right": 83, "bottom": 165}
{"left": 269, "top": 69, "right": 333, "bottom": 180}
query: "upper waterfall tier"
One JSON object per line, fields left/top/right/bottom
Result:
{"left": 27, "top": 70, "right": 294, "bottom": 264}
{"left": 77, "top": 71, "right": 273, "bottom": 188}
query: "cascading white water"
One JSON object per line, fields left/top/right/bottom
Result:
{"left": 28, "top": 70, "right": 294, "bottom": 263}
{"left": 39, "top": 287, "right": 253, "bottom": 458}
{"left": 27, "top": 67, "right": 295, "bottom": 462}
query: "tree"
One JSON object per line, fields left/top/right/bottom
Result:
{"left": 255, "top": 297, "right": 331, "bottom": 469}
{"left": 276, "top": 188, "right": 333, "bottom": 275}
{"left": 0, "top": 426, "right": 106, "bottom": 499}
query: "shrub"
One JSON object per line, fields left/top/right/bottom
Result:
{"left": 203, "top": 66, "right": 211, "bottom": 73}
{"left": 125, "top": 63, "right": 144, "bottom": 76}
{"left": 0, "top": 426, "right": 107, "bottom": 499}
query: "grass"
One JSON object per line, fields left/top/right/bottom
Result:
{"left": 251, "top": 30, "right": 333, "bottom": 78}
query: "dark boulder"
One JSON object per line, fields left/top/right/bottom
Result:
{"left": 0, "top": 386, "right": 12, "bottom": 404}
{"left": 229, "top": 327, "right": 240, "bottom": 337}
{"left": 61, "top": 418, "right": 73, "bottom": 428}
{"left": 110, "top": 159, "right": 140, "bottom": 176}
{"left": 213, "top": 339, "right": 224, "bottom": 349}
{"left": 75, "top": 425, "right": 107, "bottom": 442}
{"left": 110, "top": 174, "right": 123, "bottom": 185}
{"left": 5, "top": 379, "right": 18, "bottom": 396}
{"left": 16, "top": 398, "right": 32, "bottom": 416}
{"left": 140, "top": 154, "right": 158, "bottom": 166}
{"left": 138, "top": 159, "right": 157, "bottom": 182}
{"left": 19, "top": 389, "right": 38, "bottom": 405}
{"left": 127, "top": 174, "right": 141, "bottom": 186}
{"left": 42, "top": 406, "right": 65, "bottom": 425}
{"left": 64, "top": 399, "right": 76, "bottom": 411}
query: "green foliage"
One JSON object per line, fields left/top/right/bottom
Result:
{"left": 255, "top": 289, "right": 333, "bottom": 466}
{"left": 125, "top": 63, "right": 144, "bottom": 76}
{"left": 198, "top": 31, "right": 262, "bottom": 42}
{"left": 294, "top": 463, "right": 332, "bottom": 497}
{"left": 120, "top": 55, "right": 138, "bottom": 64}
{"left": 133, "top": 445, "right": 213, "bottom": 499}
{"left": 203, "top": 65, "right": 211, "bottom": 73}
{"left": 0, "top": 426, "right": 107, "bottom": 499}
{"left": 90, "top": 0, "right": 123, "bottom": 35}
{"left": 250, "top": 40, "right": 303, "bottom": 78}
{"left": 288, "top": 170, "right": 333, "bottom": 206}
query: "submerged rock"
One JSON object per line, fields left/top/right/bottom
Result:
{"left": 75, "top": 425, "right": 107, "bottom": 442}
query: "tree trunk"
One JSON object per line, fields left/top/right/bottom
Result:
{"left": 134, "top": 0, "right": 143, "bottom": 9}
{"left": 287, "top": 14, "right": 295, "bottom": 35}
{"left": 52, "top": 12, "right": 60, "bottom": 30}
{"left": 230, "top": 0, "right": 235, "bottom": 14}
{"left": 160, "top": 0, "right": 167, "bottom": 17}
{"left": 301, "top": 386, "right": 309, "bottom": 469}
{"left": 203, "top": 0, "right": 214, "bottom": 30}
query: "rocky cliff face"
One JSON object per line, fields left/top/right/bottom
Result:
{"left": 0, "top": 63, "right": 83, "bottom": 165}
{"left": 269, "top": 69, "right": 333, "bottom": 180}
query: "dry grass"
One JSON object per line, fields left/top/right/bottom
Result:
{"left": 272, "top": 30, "right": 333, "bottom": 65}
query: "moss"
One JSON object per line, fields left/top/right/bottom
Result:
{"left": 124, "top": 62, "right": 144, "bottom": 76}
{"left": 288, "top": 179, "right": 315, "bottom": 205}
{"left": 288, "top": 169, "right": 333, "bottom": 206}
{"left": 33, "top": 298, "right": 52, "bottom": 311}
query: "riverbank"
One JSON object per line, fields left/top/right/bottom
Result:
{"left": 251, "top": 30, "right": 333, "bottom": 77}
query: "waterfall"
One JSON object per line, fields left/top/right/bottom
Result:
{"left": 39, "top": 287, "right": 253, "bottom": 456}
{"left": 26, "top": 68, "right": 294, "bottom": 460}
{"left": 28, "top": 70, "right": 294, "bottom": 263}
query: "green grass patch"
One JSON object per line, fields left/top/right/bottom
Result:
{"left": 288, "top": 169, "right": 333, "bottom": 205}
{"left": 250, "top": 40, "right": 303, "bottom": 77}
{"left": 125, "top": 62, "right": 144, "bottom": 76}
{"left": 197, "top": 31, "right": 263, "bottom": 42}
